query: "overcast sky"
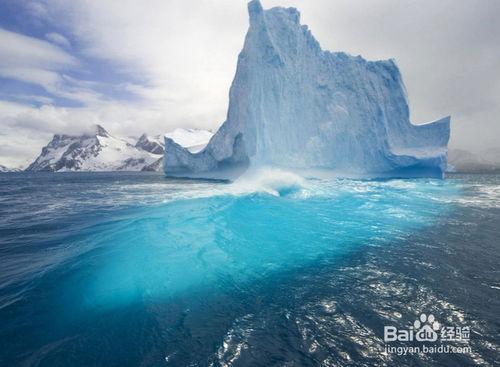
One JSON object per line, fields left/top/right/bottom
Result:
{"left": 0, "top": 0, "right": 498, "bottom": 167}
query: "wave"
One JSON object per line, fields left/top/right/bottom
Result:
{"left": 228, "top": 167, "right": 307, "bottom": 197}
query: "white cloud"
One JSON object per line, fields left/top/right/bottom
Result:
{"left": 0, "top": 27, "right": 107, "bottom": 105}
{"left": 0, "top": 66, "right": 59, "bottom": 87}
{"left": 24, "top": 1, "right": 49, "bottom": 21}
{"left": 0, "top": 27, "right": 76, "bottom": 69}
{"left": 40, "top": 0, "right": 249, "bottom": 125}
{"left": 45, "top": 32, "right": 71, "bottom": 48}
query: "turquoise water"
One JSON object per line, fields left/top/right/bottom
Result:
{"left": 0, "top": 171, "right": 499, "bottom": 366}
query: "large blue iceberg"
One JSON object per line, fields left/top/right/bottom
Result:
{"left": 164, "top": 0, "right": 450, "bottom": 179}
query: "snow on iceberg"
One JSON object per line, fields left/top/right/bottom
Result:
{"left": 164, "top": 0, "right": 450, "bottom": 180}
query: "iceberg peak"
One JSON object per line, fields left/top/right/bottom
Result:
{"left": 248, "top": 0, "right": 263, "bottom": 18}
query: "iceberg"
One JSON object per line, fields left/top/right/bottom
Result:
{"left": 164, "top": 0, "right": 450, "bottom": 179}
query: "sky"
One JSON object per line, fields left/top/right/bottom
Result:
{"left": 0, "top": 0, "right": 499, "bottom": 168}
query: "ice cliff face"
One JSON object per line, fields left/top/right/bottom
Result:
{"left": 164, "top": 0, "right": 450, "bottom": 179}
{"left": 27, "top": 125, "right": 161, "bottom": 172}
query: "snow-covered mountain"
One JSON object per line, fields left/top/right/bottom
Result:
{"left": 27, "top": 125, "right": 162, "bottom": 172}
{"left": 164, "top": 0, "right": 450, "bottom": 180}
{"left": 135, "top": 134, "right": 164, "bottom": 155}
{"left": 0, "top": 164, "right": 21, "bottom": 172}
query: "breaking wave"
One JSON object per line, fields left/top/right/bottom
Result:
{"left": 228, "top": 167, "right": 307, "bottom": 197}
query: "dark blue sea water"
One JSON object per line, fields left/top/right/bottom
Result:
{"left": 0, "top": 171, "right": 499, "bottom": 366}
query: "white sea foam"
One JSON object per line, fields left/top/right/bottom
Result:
{"left": 228, "top": 167, "right": 307, "bottom": 197}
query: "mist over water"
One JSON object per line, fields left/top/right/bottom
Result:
{"left": 0, "top": 171, "right": 499, "bottom": 366}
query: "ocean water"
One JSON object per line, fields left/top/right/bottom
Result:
{"left": 0, "top": 171, "right": 499, "bottom": 366}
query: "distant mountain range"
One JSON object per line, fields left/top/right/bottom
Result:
{"left": 447, "top": 148, "right": 500, "bottom": 173}
{"left": 22, "top": 125, "right": 212, "bottom": 173}
{"left": 0, "top": 164, "right": 21, "bottom": 173}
